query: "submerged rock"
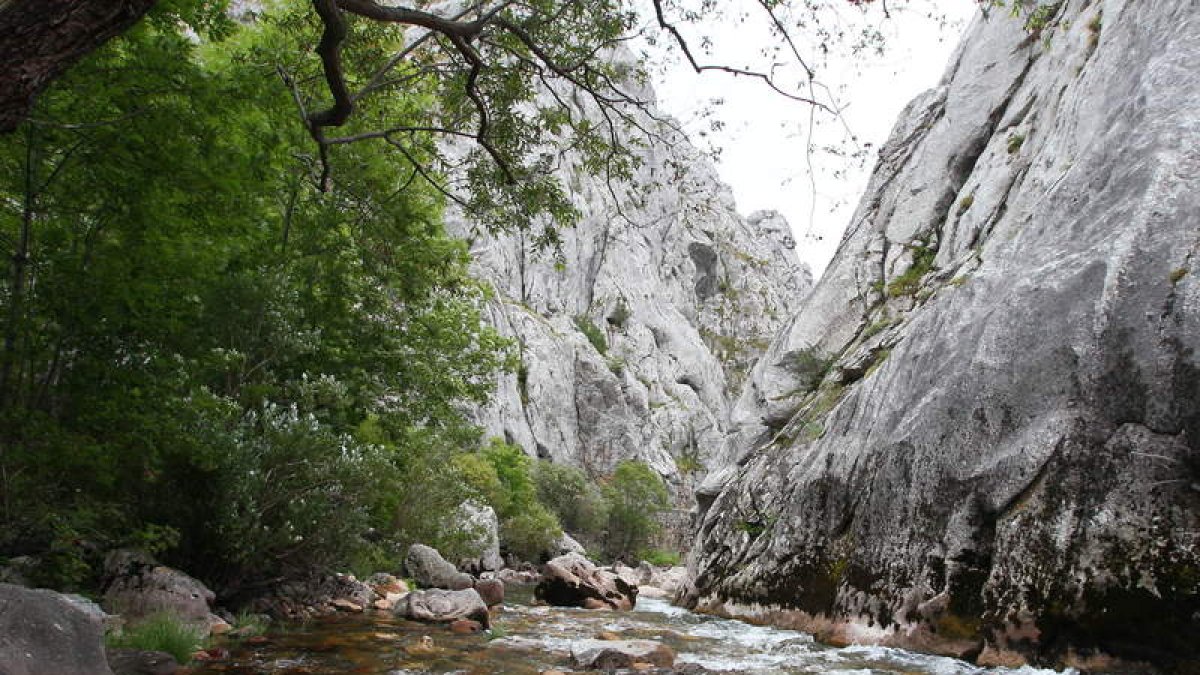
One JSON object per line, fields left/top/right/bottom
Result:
{"left": 535, "top": 553, "right": 637, "bottom": 610}
{"left": 569, "top": 638, "right": 675, "bottom": 669}
{"left": 0, "top": 582, "right": 114, "bottom": 675}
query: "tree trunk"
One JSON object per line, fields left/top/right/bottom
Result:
{"left": 0, "top": 0, "right": 156, "bottom": 132}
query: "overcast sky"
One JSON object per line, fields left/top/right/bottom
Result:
{"left": 644, "top": 1, "right": 979, "bottom": 277}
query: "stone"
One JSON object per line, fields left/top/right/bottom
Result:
{"left": 241, "top": 573, "right": 374, "bottom": 621}
{"left": 331, "top": 598, "right": 362, "bottom": 612}
{"left": 536, "top": 553, "right": 637, "bottom": 610}
{"left": 473, "top": 578, "right": 504, "bottom": 607}
{"left": 448, "top": 619, "right": 484, "bottom": 634}
{"left": 496, "top": 568, "right": 540, "bottom": 584}
{"left": 687, "top": 1, "right": 1200, "bottom": 670}
{"left": 0, "top": 583, "right": 114, "bottom": 675}
{"left": 366, "top": 572, "right": 408, "bottom": 596}
{"left": 406, "top": 544, "right": 474, "bottom": 590}
{"left": 552, "top": 532, "right": 586, "bottom": 557}
{"left": 450, "top": 501, "right": 503, "bottom": 574}
{"left": 396, "top": 588, "right": 490, "bottom": 628}
{"left": 569, "top": 638, "right": 675, "bottom": 670}
{"left": 105, "top": 648, "right": 179, "bottom": 675}
{"left": 101, "top": 550, "right": 216, "bottom": 632}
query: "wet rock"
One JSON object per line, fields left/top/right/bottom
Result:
{"left": 396, "top": 588, "right": 490, "bottom": 628}
{"left": 570, "top": 638, "right": 675, "bottom": 669}
{"left": 0, "top": 582, "right": 114, "bottom": 675}
{"left": 406, "top": 544, "right": 473, "bottom": 590}
{"left": 101, "top": 550, "right": 221, "bottom": 633}
{"left": 105, "top": 648, "right": 179, "bottom": 675}
{"left": 243, "top": 572, "right": 374, "bottom": 620}
{"left": 473, "top": 578, "right": 504, "bottom": 607}
{"left": 449, "top": 618, "right": 484, "bottom": 634}
{"left": 536, "top": 553, "right": 638, "bottom": 610}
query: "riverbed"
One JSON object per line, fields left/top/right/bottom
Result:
{"left": 192, "top": 586, "right": 1072, "bottom": 674}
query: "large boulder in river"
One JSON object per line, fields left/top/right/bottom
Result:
{"left": 450, "top": 501, "right": 503, "bottom": 574}
{"left": 570, "top": 638, "right": 675, "bottom": 670}
{"left": 535, "top": 553, "right": 637, "bottom": 610}
{"left": 396, "top": 588, "right": 490, "bottom": 628}
{"left": 101, "top": 550, "right": 222, "bottom": 633}
{"left": 405, "top": 544, "right": 474, "bottom": 590}
{"left": 0, "top": 583, "right": 114, "bottom": 675}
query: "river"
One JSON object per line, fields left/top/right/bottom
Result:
{"left": 191, "top": 586, "right": 1072, "bottom": 674}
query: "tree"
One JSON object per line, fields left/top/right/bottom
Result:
{"left": 603, "top": 460, "right": 669, "bottom": 560}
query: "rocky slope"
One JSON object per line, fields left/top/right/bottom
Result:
{"left": 445, "top": 76, "right": 811, "bottom": 513}
{"left": 684, "top": 1, "right": 1200, "bottom": 671}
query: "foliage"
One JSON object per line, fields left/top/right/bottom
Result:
{"left": 1170, "top": 268, "right": 1188, "bottom": 284}
{"left": 886, "top": 244, "right": 937, "bottom": 298}
{"left": 1007, "top": 133, "right": 1026, "bottom": 154}
{"left": 638, "top": 548, "right": 681, "bottom": 567}
{"left": 574, "top": 315, "right": 609, "bottom": 355}
{"left": 607, "top": 297, "right": 632, "bottom": 328}
{"left": 603, "top": 460, "right": 669, "bottom": 560}
{"left": 0, "top": 8, "right": 509, "bottom": 591}
{"left": 107, "top": 614, "right": 205, "bottom": 664}
{"left": 783, "top": 346, "right": 833, "bottom": 393}
{"left": 535, "top": 461, "right": 609, "bottom": 544}
{"left": 457, "top": 439, "right": 563, "bottom": 562}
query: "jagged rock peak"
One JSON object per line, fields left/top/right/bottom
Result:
{"left": 686, "top": 1, "right": 1200, "bottom": 671}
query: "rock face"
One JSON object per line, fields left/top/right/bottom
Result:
{"left": 687, "top": 1, "right": 1200, "bottom": 671}
{"left": 536, "top": 553, "right": 638, "bottom": 610}
{"left": 446, "top": 73, "right": 810, "bottom": 511}
{"left": 0, "top": 583, "right": 114, "bottom": 675}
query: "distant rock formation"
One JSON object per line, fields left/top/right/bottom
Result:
{"left": 685, "top": 1, "right": 1200, "bottom": 671}
{"left": 447, "top": 72, "right": 811, "bottom": 514}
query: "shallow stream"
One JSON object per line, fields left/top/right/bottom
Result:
{"left": 191, "top": 586, "right": 1070, "bottom": 674}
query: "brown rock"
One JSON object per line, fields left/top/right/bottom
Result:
{"left": 535, "top": 553, "right": 637, "bottom": 611}
{"left": 596, "top": 631, "right": 621, "bottom": 641}
{"left": 331, "top": 598, "right": 362, "bottom": 612}
{"left": 473, "top": 578, "right": 505, "bottom": 607}
{"left": 449, "top": 619, "right": 484, "bottom": 634}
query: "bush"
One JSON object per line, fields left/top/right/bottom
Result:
{"left": 638, "top": 548, "right": 681, "bottom": 567}
{"left": 536, "top": 461, "right": 609, "bottom": 541}
{"left": 603, "top": 461, "right": 669, "bottom": 560}
{"left": 574, "top": 315, "right": 608, "bottom": 355}
{"left": 456, "top": 440, "right": 563, "bottom": 562}
{"left": 782, "top": 346, "right": 833, "bottom": 393}
{"left": 107, "top": 614, "right": 204, "bottom": 664}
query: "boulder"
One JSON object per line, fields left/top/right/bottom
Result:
{"left": 366, "top": 572, "right": 408, "bottom": 596}
{"left": 101, "top": 550, "right": 220, "bottom": 633}
{"left": 569, "top": 638, "right": 675, "bottom": 670}
{"left": 405, "top": 544, "right": 473, "bottom": 590}
{"left": 105, "top": 648, "right": 179, "bottom": 675}
{"left": 451, "top": 501, "right": 503, "bottom": 573}
{"left": 396, "top": 588, "right": 490, "bottom": 628}
{"left": 473, "top": 578, "right": 504, "bottom": 607}
{"left": 551, "top": 532, "right": 587, "bottom": 557}
{"left": 535, "top": 553, "right": 637, "bottom": 610}
{"left": 496, "top": 567, "right": 540, "bottom": 584}
{"left": 0, "top": 583, "right": 114, "bottom": 675}
{"left": 449, "top": 618, "right": 484, "bottom": 634}
{"left": 241, "top": 572, "right": 374, "bottom": 621}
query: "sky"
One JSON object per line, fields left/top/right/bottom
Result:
{"left": 643, "top": 1, "right": 979, "bottom": 277}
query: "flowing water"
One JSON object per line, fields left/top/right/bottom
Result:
{"left": 191, "top": 586, "right": 1071, "bottom": 675}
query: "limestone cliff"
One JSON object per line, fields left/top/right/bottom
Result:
{"left": 685, "top": 1, "right": 1200, "bottom": 671}
{"left": 446, "top": 83, "right": 811, "bottom": 513}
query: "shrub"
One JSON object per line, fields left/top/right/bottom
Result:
{"left": 886, "top": 244, "right": 936, "bottom": 298}
{"left": 535, "top": 461, "right": 609, "bottom": 542}
{"left": 574, "top": 315, "right": 608, "bottom": 355}
{"left": 638, "top": 548, "right": 681, "bottom": 567}
{"left": 107, "top": 614, "right": 204, "bottom": 664}
{"left": 783, "top": 346, "right": 833, "bottom": 393}
{"left": 604, "top": 461, "right": 669, "bottom": 560}
{"left": 1007, "top": 133, "right": 1026, "bottom": 154}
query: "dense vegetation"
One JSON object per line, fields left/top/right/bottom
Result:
{"left": 0, "top": 3, "right": 677, "bottom": 596}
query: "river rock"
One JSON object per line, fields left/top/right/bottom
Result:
{"left": 396, "top": 588, "right": 490, "bottom": 628}
{"left": 451, "top": 501, "right": 503, "bottom": 574}
{"left": 243, "top": 572, "right": 374, "bottom": 620}
{"left": 473, "top": 578, "right": 504, "bottom": 607}
{"left": 101, "top": 549, "right": 221, "bottom": 632}
{"left": 0, "top": 582, "right": 114, "bottom": 675}
{"left": 496, "top": 567, "right": 540, "bottom": 584}
{"left": 536, "top": 553, "right": 637, "bottom": 610}
{"left": 569, "top": 638, "right": 675, "bottom": 669}
{"left": 406, "top": 544, "right": 473, "bottom": 590}
{"left": 104, "top": 648, "right": 179, "bottom": 675}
